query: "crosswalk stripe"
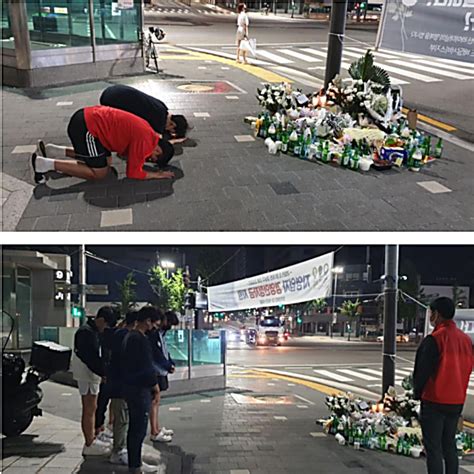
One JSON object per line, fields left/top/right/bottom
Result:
{"left": 345, "top": 46, "right": 399, "bottom": 60}
{"left": 388, "top": 59, "right": 473, "bottom": 80}
{"left": 277, "top": 49, "right": 322, "bottom": 62}
{"left": 373, "top": 60, "right": 441, "bottom": 83}
{"left": 359, "top": 368, "right": 403, "bottom": 378}
{"left": 379, "top": 48, "right": 422, "bottom": 59}
{"left": 395, "top": 369, "right": 412, "bottom": 376}
{"left": 258, "top": 50, "right": 294, "bottom": 64}
{"left": 414, "top": 59, "right": 474, "bottom": 76}
{"left": 338, "top": 60, "right": 409, "bottom": 85}
{"left": 190, "top": 47, "right": 271, "bottom": 66}
{"left": 301, "top": 47, "right": 329, "bottom": 59}
{"left": 313, "top": 369, "right": 353, "bottom": 382}
{"left": 430, "top": 56, "right": 474, "bottom": 69}
{"left": 272, "top": 66, "right": 323, "bottom": 88}
{"left": 468, "top": 389, "right": 474, "bottom": 396}
{"left": 337, "top": 369, "right": 379, "bottom": 381}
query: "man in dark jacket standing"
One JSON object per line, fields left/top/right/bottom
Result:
{"left": 414, "top": 297, "right": 473, "bottom": 474}
{"left": 121, "top": 306, "right": 161, "bottom": 473}
{"left": 71, "top": 306, "right": 116, "bottom": 456}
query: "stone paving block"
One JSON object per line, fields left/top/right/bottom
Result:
{"left": 35, "top": 214, "right": 71, "bottom": 231}
{"left": 100, "top": 208, "right": 133, "bottom": 227}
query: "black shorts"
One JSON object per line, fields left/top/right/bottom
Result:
{"left": 67, "top": 109, "right": 110, "bottom": 169}
{"left": 157, "top": 375, "right": 169, "bottom": 392}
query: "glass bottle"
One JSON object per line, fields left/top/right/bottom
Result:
{"left": 434, "top": 138, "right": 443, "bottom": 159}
{"left": 288, "top": 128, "right": 298, "bottom": 156}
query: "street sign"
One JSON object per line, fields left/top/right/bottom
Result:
{"left": 54, "top": 283, "right": 109, "bottom": 295}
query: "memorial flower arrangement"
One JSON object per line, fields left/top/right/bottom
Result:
{"left": 250, "top": 50, "right": 443, "bottom": 172}
{"left": 321, "top": 377, "right": 473, "bottom": 458}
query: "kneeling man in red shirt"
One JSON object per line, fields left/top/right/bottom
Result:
{"left": 31, "top": 106, "right": 175, "bottom": 183}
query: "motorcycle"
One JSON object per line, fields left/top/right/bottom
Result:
{"left": 2, "top": 311, "right": 72, "bottom": 437}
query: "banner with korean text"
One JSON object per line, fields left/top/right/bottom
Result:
{"left": 207, "top": 252, "right": 334, "bottom": 312}
{"left": 377, "top": 0, "right": 474, "bottom": 63}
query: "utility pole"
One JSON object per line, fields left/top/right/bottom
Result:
{"left": 324, "top": 0, "right": 349, "bottom": 88}
{"left": 79, "top": 244, "right": 87, "bottom": 325}
{"left": 382, "top": 245, "right": 399, "bottom": 396}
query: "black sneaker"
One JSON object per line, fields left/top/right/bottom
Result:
{"left": 37, "top": 140, "right": 47, "bottom": 157}
{"left": 31, "top": 153, "right": 45, "bottom": 184}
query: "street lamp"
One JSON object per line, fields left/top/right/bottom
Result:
{"left": 161, "top": 260, "right": 175, "bottom": 277}
{"left": 331, "top": 266, "right": 344, "bottom": 338}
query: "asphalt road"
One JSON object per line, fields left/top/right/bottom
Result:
{"left": 147, "top": 5, "right": 474, "bottom": 142}
{"left": 227, "top": 336, "right": 474, "bottom": 422}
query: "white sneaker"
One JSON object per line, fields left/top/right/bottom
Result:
{"left": 160, "top": 427, "right": 174, "bottom": 436}
{"left": 150, "top": 431, "right": 172, "bottom": 443}
{"left": 109, "top": 449, "right": 128, "bottom": 465}
{"left": 96, "top": 431, "right": 113, "bottom": 443}
{"left": 140, "top": 462, "right": 160, "bottom": 473}
{"left": 82, "top": 439, "right": 112, "bottom": 456}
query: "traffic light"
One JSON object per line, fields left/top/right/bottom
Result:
{"left": 184, "top": 292, "right": 195, "bottom": 309}
{"left": 296, "top": 316, "right": 302, "bottom": 324}
{"left": 71, "top": 305, "right": 85, "bottom": 318}
{"left": 360, "top": 2, "right": 367, "bottom": 9}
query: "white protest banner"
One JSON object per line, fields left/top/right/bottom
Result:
{"left": 208, "top": 252, "right": 334, "bottom": 312}
{"left": 377, "top": 0, "right": 474, "bottom": 62}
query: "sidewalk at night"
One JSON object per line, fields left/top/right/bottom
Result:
{"left": 5, "top": 373, "right": 466, "bottom": 474}
{"left": 2, "top": 48, "right": 473, "bottom": 231}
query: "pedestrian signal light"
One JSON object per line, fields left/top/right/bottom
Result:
{"left": 297, "top": 317, "right": 302, "bottom": 324}
{"left": 72, "top": 306, "right": 85, "bottom": 318}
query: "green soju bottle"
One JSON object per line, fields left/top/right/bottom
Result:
{"left": 293, "top": 131, "right": 302, "bottom": 157}
{"left": 424, "top": 136, "right": 431, "bottom": 158}
{"left": 261, "top": 114, "right": 269, "bottom": 139}
{"left": 434, "top": 137, "right": 443, "bottom": 159}
{"left": 302, "top": 128, "right": 312, "bottom": 159}
{"left": 281, "top": 128, "right": 289, "bottom": 154}
{"left": 288, "top": 129, "right": 298, "bottom": 156}
{"left": 322, "top": 141, "right": 330, "bottom": 163}
{"left": 342, "top": 145, "right": 350, "bottom": 167}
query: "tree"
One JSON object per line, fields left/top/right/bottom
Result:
{"left": 309, "top": 298, "right": 328, "bottom": 313}
{"left": 115, "top": 272, "right": 137, "bottom": 317}
{"left": 452, "top": 283, "right": 467, "bottom": 308}
{"left": 149, "top": 266, "right": 185, "bottom": 312}
{"left": 340, "top": 299, "right": 362, "bottom": 341}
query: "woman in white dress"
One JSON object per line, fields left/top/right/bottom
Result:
{"left": 236, "top": 3, "right": 249, "bottom": 64}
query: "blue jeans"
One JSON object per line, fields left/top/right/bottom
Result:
{"left": 123, "top": 386, "right": 152, "bottom": 470}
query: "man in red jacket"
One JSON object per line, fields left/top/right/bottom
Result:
{"left": 414, "top": 297, "right": 473, "bottom": 474}
{"left": 31, "top": 106, "right": 175, "bottom": 184}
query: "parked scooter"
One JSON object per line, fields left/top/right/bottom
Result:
{"left": 2, "top": 311, "right": 71, "bottom": 437}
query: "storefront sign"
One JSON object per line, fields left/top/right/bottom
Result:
{"left": 118, "top": 0, "right": 134, "bottom": 9}
{"left": 377, "top": 0, "right": 474, "bottom": 62}
{"left": 208, "top": 252, "right": 334, "bottom": 312}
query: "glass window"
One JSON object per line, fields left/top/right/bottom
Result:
{"left": 16, "top": 266, "right": 32, "bottom": 350}
{"left": 165, "top": 329, "right": 189, "bottom": 367}
{"left": 2, "top": 267, "right": 15, "bottom": 350}
{"left": 192, "top": 330, "right": 222, "bottom": 365}
{"left": 26, "top": 0, "right": 92, "bottom": 49}
{"left": 93, "top": 0, "right": 141, "bottom": 45}
{"left": 1, "top": 2, "right": 14, "bottom": 48}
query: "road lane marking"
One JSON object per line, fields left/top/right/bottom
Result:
{"left": 277, "top": 48, "right": 322, "bottom": 62}
{"left": 294, "top": 394, "right": 315, "bottom": 405}
{"left": 310, "top": 432, "right": 327, "bottom": 438}
{"left": 297, "top": 405, "right": 309, "bottom": 409}
{"left": 359, "top": 368, "right": 402, "bottom": 378}
{"left": 417, "top": 181, "right": 452, "bottom": 194}
{"left": 258, "top": 49, "right": 295, "bottom": 64}
{"left": 415, "top": 59, "right": 474, "bottom": 75}
{"left": 388, "top": 59, "right": 473, "bottom": 80}
{"left": 274, "top": 416, "right": 288, "bottom": 420}
{"left": 345, "top": 46, "right": 399, "bottom": 59}
{"left": 337, "top": 369, "right": 379, "bottom": 381}
{"left": 313, "top": 369, "right": 353, "bottom": 382}
{"left": 401, "top": 107, "right": 457, "bottom": 132}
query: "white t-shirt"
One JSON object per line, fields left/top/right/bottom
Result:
{"left": 237, "top": 12, "right": 249, "bottom": 33}
{"left": 71, "top": 352, "right": 102, "bottom": 383}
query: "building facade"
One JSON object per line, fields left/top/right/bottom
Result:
{"left": 2, "top": 0, "right": 144, "bottom": 88}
